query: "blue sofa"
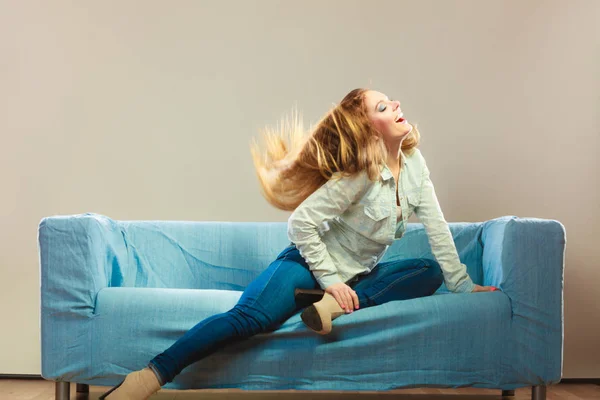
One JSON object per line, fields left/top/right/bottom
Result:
{"left": 38, "top": 213, "right": 565, "bottom": 400}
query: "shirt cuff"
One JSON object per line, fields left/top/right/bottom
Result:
{"left": 313, "top": 273, "right": 344, "bottom": 290}
{"left": 452, "top": 275, "right": 476, "bottom": 293}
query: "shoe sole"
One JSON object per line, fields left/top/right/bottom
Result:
{"left": 301, "top": 305, "right": 327, "bottom": 333}
{"left": 99, "top": 379, "right": 124, "bottom": 399}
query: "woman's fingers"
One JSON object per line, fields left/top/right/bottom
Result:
{"left": 343, "top": 289, "right": 359, "bottom": 312}
{"left": 351, "top": 290, "right": 360, "bottom": 310}
{"left": 339, "top": 289, "right": 352, "bottom": 313}
{"left": 472, "top": 284, "right": 498, "bottom": 292}
{"left": 332, "top": 291, "right": 346, "bottom": 310}
{"left": 327, "top": 284, "right": 359, "bottom": 313}
{"left": 342, "top": 291, "right": 352, "bottom": 312}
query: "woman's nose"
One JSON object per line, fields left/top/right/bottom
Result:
{"left": 392, "top": 100, "right": 401, "bottom": 110}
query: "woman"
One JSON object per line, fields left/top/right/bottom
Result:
{"left": 100, "top": 88, "right": 497, "bottom": 400}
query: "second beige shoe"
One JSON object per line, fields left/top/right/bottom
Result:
{"left": 300, "top": 292, "right": 346, "bottom": 335}
{"left": 99, "top": 367, "right": 162, "bottom": 400}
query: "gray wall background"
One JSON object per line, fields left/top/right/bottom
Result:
{"left": 1, "top": 0, "right": 598, "bottom": 377}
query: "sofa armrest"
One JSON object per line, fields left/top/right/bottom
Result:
{"left": 38, "top": 213, "right": 128, "bottom": 317}
{"left": 481, "top": 216, "right": 566, "bottom": 323}
{"left": 482, "top": 216, "right": 567, "bottom": 318}
{"left": 39, "top": 213, "right": 130, "bottom": 380}
{"left": 481, "top": 216, "right": 566, "bottom": 383}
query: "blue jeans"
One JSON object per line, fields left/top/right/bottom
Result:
{"left": 148, "top": 243, "right": 443, "bottom": 384}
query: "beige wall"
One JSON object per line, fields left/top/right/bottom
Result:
{"left": 1, "top": 0, "right": 598, "bottom": 377}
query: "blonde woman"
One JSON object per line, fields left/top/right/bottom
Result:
{"left": 100, "top": 88, "right": 497, "bottom": 400}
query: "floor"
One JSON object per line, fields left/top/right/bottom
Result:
{"left": 1, "top": 379, "right": 599, "bottom": 400}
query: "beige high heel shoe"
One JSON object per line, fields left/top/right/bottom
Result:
{"left": 300, "top": 292, "right": 346, "bottom": 335}
{"left": 99, "top": 367, "right": 162, "bottom": 400}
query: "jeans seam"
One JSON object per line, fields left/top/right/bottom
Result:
{"left": 370, "top": 266, "right": 429, "bottom": 301}
{"left": 147, "top": 360, "right": 167, "bottom": 386}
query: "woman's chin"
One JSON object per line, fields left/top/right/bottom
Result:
{"left": 400, "top": 124, "right": 413, "bottom": 135}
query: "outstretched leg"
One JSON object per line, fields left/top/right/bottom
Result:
{"left": 100, "top": 244, "right": 318, "bottom": 399}
{"left": 149, "top": 244, "right": 318, "bottom": 384}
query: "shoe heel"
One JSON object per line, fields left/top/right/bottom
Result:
{"left": 98, "top": 379, "right": 124, "bottom": 400}
{"left": 294, "top": 288, "right": 325, "bottom": 309}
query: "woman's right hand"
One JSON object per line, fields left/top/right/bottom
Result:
{"left": 325, "top": 282, "right": 360, "bottom": 313}
{"left": 471, "top": 284, "right": 498, "bottom": 292}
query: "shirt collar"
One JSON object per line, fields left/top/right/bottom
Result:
{"left": 379, "top": 151, "right": 407, "bottom": 181}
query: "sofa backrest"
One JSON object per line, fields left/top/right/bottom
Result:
{"left": 116, "top": 217, "right": 485, "bottom": 292}
{"left": 39, "top": 213, "right": 485, "bottom": 294}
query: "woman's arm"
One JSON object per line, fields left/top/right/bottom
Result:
{"left": 414, "top": 153, "right": 476, "bottom": 293}
{"left": 287, "top": 171, "right": 367, "bottom": 290}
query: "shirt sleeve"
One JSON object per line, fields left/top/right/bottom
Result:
{"left": 287, "top": 171, "right": 367, "bottom": 290}
{"left": 414, "top": 153, "right": 475, "bottom": 294}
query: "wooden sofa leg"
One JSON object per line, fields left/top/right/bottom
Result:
{"left": 76, "top": 383, "right": 90, "bottom": 393}
{"left": 502, "top": 389, "right": 515, "bottom": 396}
{"left": 532, "top": 385, "right": 547, "bottom": 400}
{"left": 55, "top": 382, "right": 69, "bottom": 400}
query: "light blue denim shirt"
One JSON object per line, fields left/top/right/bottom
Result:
{"left": 287, "top": 148, "right": 475, "bottom": 294}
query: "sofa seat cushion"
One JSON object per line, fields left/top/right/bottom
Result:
{"left": 90, "top": 287, "right": 513, "bottom": 390}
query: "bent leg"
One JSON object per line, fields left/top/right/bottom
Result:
{"left": 148, "top": 244, "right": 318, "bottom": 384}
{"left": 349, "top": 258, "right": 444, "bottom": 308}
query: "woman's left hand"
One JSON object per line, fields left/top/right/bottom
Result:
{"left": 471, "top": 284, "right": 498, "bottom": 292}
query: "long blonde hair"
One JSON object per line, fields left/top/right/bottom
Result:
{"left": 250, "top": 88, "right": 421, "bottom": 211}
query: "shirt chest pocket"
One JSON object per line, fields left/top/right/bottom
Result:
{"left": 363, "top": 202, "right": 389, "bottom": 221}
{"left": 357, "top": 201, "right": 391, "bottom": 242}
{"left": 340, "top": 200, "right": 392, "bottom": 243}
{"left": 406, "top": 191, "right": 421, "bottom": 216}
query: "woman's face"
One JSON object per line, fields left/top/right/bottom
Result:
{"left": 364, "top": 90, "right": 413, "bottom": 144}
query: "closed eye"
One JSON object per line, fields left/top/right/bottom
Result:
{"left": 377, "top": 98, "right": 393, "bottom": 112}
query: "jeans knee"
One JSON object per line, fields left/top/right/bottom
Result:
{"left": 228, "top": 305, "right": 270, "bottom": 337}
{"left": 421, "top": 259, "right": 444, "bottom": 283}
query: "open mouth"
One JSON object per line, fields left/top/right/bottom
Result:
{"left": 395, "top": 113, "right": 407, "bottom": 124}
{"left": 396, "top": 117, "right": 406, "bottom": 123}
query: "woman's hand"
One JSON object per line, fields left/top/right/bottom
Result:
{"left": 325, "top": 282, "right": 360, "bottom": 313}
{"left": 472, "top": 284, "right": 498, "bottom": 292}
